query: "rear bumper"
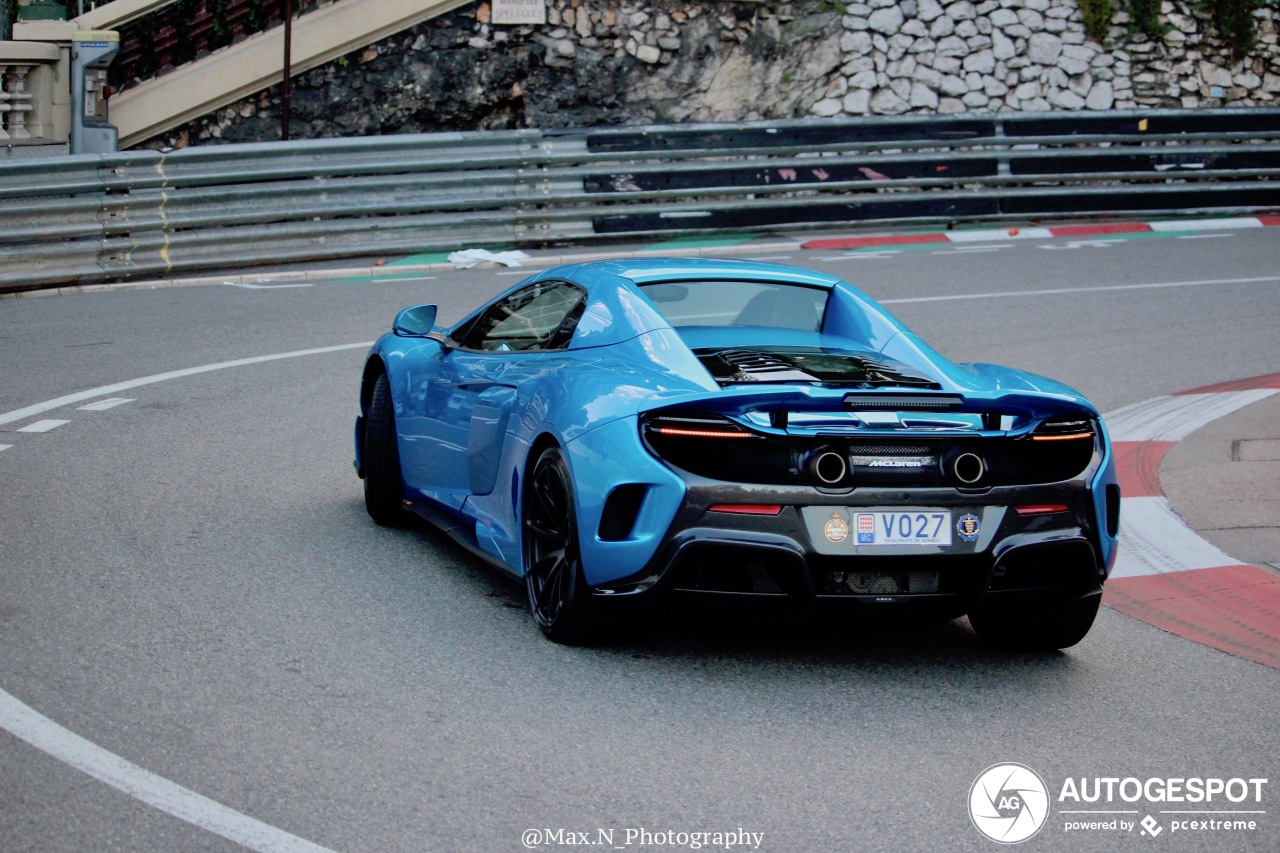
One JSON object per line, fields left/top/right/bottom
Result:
{"left": 590, "top": 480, "right": 1105, "bottom": 618}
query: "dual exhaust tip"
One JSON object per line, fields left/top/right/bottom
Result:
{"left": 950, "top": 451, "right": 986, "bottom": 485}
{"left": 808, "top": 450, "right": 849, "bottom": 486}
{"left": 804, "top": 448, "right": 987, "bottom": 487}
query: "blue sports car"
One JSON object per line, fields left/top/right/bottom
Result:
{"left": 355, "top": 259, "right": 1119, "bottom": 649}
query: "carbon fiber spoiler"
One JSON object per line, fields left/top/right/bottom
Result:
{"left": 638, "top": 385, "right": 1099, "bottom": 422}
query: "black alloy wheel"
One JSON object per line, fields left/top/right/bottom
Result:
{"left": 363, "top": 372, "right": 410, "bottom": 527}
{"left": 523, "top": 446, "right": 598, "bottom": 644}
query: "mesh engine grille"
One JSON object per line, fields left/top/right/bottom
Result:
{"left": 826, "top": 571, "right": 941, "bottom": 595}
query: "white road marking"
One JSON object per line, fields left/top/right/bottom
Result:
{"left": 16, "top": 419, "right": 69, "bottom": 433}
{"left": 0, "top": 444, "right": 12, "bottom": 453}
{"left": 1105, "top": 390, "right": 1278, "bottom": 442}
{"left": 0, "top": 343, "right": 372, "bottom": 428}
{"left": 1102, "top": 385, "right": 1277, "bottom": 582}
{"left": 930, "top": 246, "right": 1010, "bottom": 254}
{"left": 1036, "top": 240, "right": 1118, "bottom": 250}
{"left": 1176, "top": 233, "right": 1234, "bottom": 239}
{"left": 880, "top": 274, "right": 1280, "bottom": 305}
{"left": 1110, "top": 496, "right": 1245, "bottom": 579}
{"left": 749, "top": 255, "right": 794, "bottom": 261}
{"left": 0, "top": 344, "right": 379, "bottom": 848}
{"left": 222, "top": 282, "right": 313, "bottom": 290}
{"left": 77, "top": 397, "right": 134, "bottom": 412}
{"left": 1149, "top": 217, "right": 1261, "bottom": 231}
{"left": 0, "top": 688, "right": 336, "bottom": 853}
{"left": 817, "top": 251, "right": 901, "bottom": 260}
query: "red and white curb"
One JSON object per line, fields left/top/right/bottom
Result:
{"left": 1103, "top": 373, "right": 1280, "bottom": 670}
{"left": 803, "top": 216, "right": 1280, "bottom": 251}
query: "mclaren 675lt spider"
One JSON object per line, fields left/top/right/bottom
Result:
{"left": 355, "top": 259, "right": 1119, "bottom": 649}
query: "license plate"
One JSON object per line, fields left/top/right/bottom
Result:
{"left": 854, "top": 510, "right": 952, "bottom": 546}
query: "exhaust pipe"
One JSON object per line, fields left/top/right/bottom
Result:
{"left": 951, "top": 451, "right": 986, "bottom": 485}
{"left": 807, "top": 449, "right": 848, "bottom": 486}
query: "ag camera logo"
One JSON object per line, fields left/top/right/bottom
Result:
{"left": 969, "top": 763, "right": 1050, "bottom": 844}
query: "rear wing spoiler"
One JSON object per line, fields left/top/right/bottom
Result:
{"left": 637, "top": 385, "right": 1099, "bottom": 425}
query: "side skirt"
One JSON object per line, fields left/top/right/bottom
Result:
{"left": 403, "top": 498, "right": 522, "bottom": 580}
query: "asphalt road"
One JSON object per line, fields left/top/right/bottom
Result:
{"left": 1, "top": 227, "right": 1278, "bottom": 852}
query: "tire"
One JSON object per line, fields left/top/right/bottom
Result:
{"left": 363, "top": 372, "right": 410, "bottom": 527}
{"left": 522, "top": 446, "right": 600, "bottom": 645}
{"left": 969, "top": 592, "right": 1101, "bottom": 652}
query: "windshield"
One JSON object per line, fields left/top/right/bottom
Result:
{"left": 639, "top": 280, "right": 827, "bottom": 332}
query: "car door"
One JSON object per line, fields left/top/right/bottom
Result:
{"left": 398, "top": 280, "right": 587, "bottom": 507}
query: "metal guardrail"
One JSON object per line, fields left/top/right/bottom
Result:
{"left": 2, "top": 107, "right": 1280, "bottom": 292}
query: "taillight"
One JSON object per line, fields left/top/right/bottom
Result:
{"left": 645, "top": 414, "right": 755, "bottom": 440}
{"left": 1031, "top": 417, "right": 1095, "bottom": 442}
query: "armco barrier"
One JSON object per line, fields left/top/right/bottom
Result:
{"left": 2, "top": 107, "right": 1279, "bottom": 292}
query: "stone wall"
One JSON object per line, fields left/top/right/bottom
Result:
{"left": 1122, "top": 3, "right": 1279, "bottom": 107}
{"left": 811, "top": 0, "right": 1278, "bottom": 116}
{"left": 147, "top": 0, "right": 1280, "bottom": 149}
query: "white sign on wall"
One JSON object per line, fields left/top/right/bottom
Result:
{"left": 492, "top": 0, "right": 547, "bottom": 25}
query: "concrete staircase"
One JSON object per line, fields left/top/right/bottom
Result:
{"left": 24, "top": 0, "right": 472, "bottom": 148}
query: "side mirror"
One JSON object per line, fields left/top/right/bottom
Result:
{"left": 392, "top": 304, "right": 438, "bottom": 337}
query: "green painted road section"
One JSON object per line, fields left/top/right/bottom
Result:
{"left": 335, "top": 249, "right": 491, "bottom": 283}
{"left": 385, "top": 251, "right": 459, "bottom": 267}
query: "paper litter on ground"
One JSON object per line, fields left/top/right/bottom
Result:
{"left": 447, "top": 249, "right": 531, "bottom": 269}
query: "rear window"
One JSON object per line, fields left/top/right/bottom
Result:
{"left": 639, "top": 280, "right": 827, "bottom": 332}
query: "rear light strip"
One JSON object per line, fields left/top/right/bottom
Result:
{"left": 1015, "top": 504, "right": 1071, "bottom": 515}
{"left": 1030, "top": 431, "right": 1094, "bottom": 442}
{"left": 652, "top": 426, "right": 754, "bottom": 439}
{"left": 709, "top": 504, "right": 784, "bottom": 516}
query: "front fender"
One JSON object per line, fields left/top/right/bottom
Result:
{"left": 354, "top": 334, "right": 446, "bottom": 479}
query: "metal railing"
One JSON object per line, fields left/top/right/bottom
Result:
{"left": 109, "top": 0, "right": 325, "bottom": 93}
{"left": 2, "top": 107, "right": 1280, "bottom": 292}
